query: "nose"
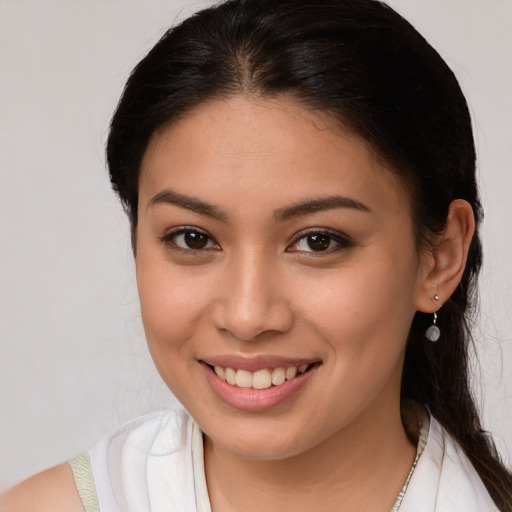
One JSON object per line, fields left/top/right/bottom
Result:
{"left": 211, "top": 250, "right": 294, "bottom": 341}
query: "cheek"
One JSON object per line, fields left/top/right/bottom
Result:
{"left": 135, "top": 256, "right": 213, "bottom": 403}
{"left": 297, "top": 249, "right": 418, "bottom": 354}
{"left": 136, "top": 250, "right": 207, "bottom": 353}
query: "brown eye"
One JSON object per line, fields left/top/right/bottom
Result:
{"left": 306, "top": 234, "right": 331, "bottom": 251}
{"left": 184, "top": 231, "right": 209, "bottom": 249}
{"left": 289, "top": 230, "right": 352, "bottom": 254}
{"left": 163, "top": 228, "right": 218, "bottom": 251}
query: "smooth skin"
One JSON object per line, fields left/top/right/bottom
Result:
{"left": 136, "top": 96, "right": 474, "bottom": 512}
{"left": 0, "top": 96, "right": 474, "bottom": 512}
{"left": 0, "top": 463, "right": 82, "bottom": 512}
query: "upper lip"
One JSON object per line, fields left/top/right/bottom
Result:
{"left": 200, "top": 354, "right": 321, "bottom": 372}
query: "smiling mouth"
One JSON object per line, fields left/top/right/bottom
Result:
{"left": 205, "top": 362, "right": 321, "bottom": 390}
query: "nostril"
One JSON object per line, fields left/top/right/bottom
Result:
{"left": 211, "top": 300, "right": 294, "bottom": 342}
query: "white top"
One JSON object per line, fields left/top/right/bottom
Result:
{"left": 69, "top": 407, "right": 498, "bottom": 512}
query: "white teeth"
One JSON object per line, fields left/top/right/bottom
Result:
{"left": 214, "top": 366, "right": 225, "bottom": 380}
{"left": 271, "top": 367, "right": 286, "bottom": 386}
{"left": 252, "top": 369, "right": 272, "bottom": 389}
{"left": 225, "top": 367, "right": 237, "bottom": 385}
{"left": 213, "top": 363, "right": 314, "bottom": 389}
{"left": 235, "top": 369, "right": 253, "bottom": 388}
{"left": 285, "top": 366, "right": 297, "bottom": 380}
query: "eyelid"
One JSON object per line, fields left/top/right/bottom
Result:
{"left": 160, "top": 226, "right": 220, "bottom": 251}
{"left": 159, "top": 226, "right": 352, "bottom": 254}
{"left": 287, "top": 228, "right": 353, "bottom": 253}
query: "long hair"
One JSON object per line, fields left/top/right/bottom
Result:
{"left": 106, "top": 0, "right": 512, "bottom": 508}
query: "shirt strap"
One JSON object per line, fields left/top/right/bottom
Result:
{"left": 69, "top": 452, "right": 100, "bottom": 512}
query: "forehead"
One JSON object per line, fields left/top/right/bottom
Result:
{"left": 139, "top": 95, "right": 409, "bottom": 217}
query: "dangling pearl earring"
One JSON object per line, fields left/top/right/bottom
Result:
{"left": 425, "top": 295, "right": 440, "bottom": 342}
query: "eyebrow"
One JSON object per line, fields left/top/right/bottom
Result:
{"left": 147, "top": 189, "right": 229, "bottom": 221}
{"left": 274, "top": 196, "right": 371, "bottom": 221}
{"left": 147, "top": 189, "right": 370, "bottom": 222}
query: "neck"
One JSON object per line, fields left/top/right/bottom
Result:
{"left": 204, "top": 400, "right": 416, "bottom": 512}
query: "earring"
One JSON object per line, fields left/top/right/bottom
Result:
{"left": 425, "top": 295, "right": 440, "bottom": 342}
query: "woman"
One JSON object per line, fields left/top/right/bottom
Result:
{"left": 2, "top": 0, "right": 511, "bottom": 510}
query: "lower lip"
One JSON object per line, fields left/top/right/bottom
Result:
{"left": 202, "top": 363, "right": 319, "bottom": 412}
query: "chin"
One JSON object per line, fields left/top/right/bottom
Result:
{"left": 201, "top": 416, "right": 320, "bottom": 461}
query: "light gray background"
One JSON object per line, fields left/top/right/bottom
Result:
{"left": 0, "top": 0, "right": 511, "bottom": 488}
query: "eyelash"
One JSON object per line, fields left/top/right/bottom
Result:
{"left": 160, "top": 227, "right": 353, "bottom": 254}
{"left": 288, "top": 229, "right": 354, "bottom": 254}
{"left": 160, "top": 227, "right": 220, "bottom": 253}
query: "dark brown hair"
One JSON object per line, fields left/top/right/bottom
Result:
{"left": 106, "top": 0, "right": 512, "bottom": 508}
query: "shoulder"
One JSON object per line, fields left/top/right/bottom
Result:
{"left": 89, "top": 407, "right": 193, "bottom": 478}
{"left": 0, "top": 463, "right": 83, "bottom": 512}
{"left": 433, "top": 417, "right": 496, "bottom": 502}
{"left": 401, "top": 413, "right": 499, "bottom": 512}
{"left": 92, "top": 407, "right": 191, "bottom": 458}
{"left": 435, "top": 423, "right": 499, "bottom": 510}
{"left": 86, "top": 407, "right": 197, "bottom": 511}
{"left": 0, "top": 409, "right": 193, "bottom": 512}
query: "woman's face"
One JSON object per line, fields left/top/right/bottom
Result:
{"left": 136, "top": 96, "right": 427, "bottom": 459}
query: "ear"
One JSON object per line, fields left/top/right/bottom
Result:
{"left": 416, "top": 199, "right": 475, "bottom": 313}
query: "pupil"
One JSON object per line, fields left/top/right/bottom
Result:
{"left": 307, "top": 234, "right": 330, "bottom": 251}
{"left": 184, "top": 231, "right": 208, "bottom": 249}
